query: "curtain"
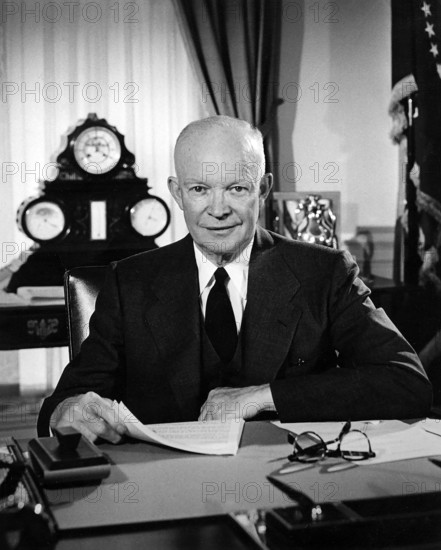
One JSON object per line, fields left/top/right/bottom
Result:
{"left": 0, "top": 0, "right": 206, "bottom": 395}
{"left": 173, "top": 0, "right": 283, "bottom": 221}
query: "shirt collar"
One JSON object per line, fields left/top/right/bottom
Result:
{"left": 193, "top": 237, "right": 254, "bottom": 296}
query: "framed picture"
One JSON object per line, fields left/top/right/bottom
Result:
{"left": 272, "top": 191, "right": 341, "bottom": 248}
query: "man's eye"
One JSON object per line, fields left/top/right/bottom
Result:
{"left": 231, "top": 186, "right": 246, "bottom": 193}
{"left": 190, "top": 186, "right": 205, "bottom": 193}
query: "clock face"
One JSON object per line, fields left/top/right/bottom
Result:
{"left": 130, "top": 197, "right": 169, "bottom": 237}
{"left": 23, "top": 200, "right": 67, "bottom": 241}
{"left": 73, "top": 126, "right": 122, "bottom": 175}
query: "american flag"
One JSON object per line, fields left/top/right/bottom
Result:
{"left": 392, "top": 0, "right": 441, "bottom": 256}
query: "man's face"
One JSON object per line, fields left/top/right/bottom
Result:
{"left": 169, "top": 129, "right": 270, "bottom": 264}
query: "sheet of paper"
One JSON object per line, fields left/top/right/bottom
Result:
{"left": 118, "top": 402, "right": 244, "bottom": 455}
{"left": 361, "top": 424, "right": 441, "bottom": 465}
{"left": 420, "top": 418, "right": 441, "bottom": 437}
{"left": 0, "top": 290, "right": 28, "bottom": 306}
{"left": 16, "top": 286, "right": 65, "bottom": 305}
{"left": 273, "top": 420, "right": 441, "bottom": 465}
{"left": 272, "top": 420, "right": 386, "bottom": 441}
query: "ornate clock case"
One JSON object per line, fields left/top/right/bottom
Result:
{"left": 9, "top": 113, "right": 170, "bottom": 291}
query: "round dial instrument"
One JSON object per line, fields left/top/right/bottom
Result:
{"left": 130, "top": 197, "right": 170, "bottom": 237}
{"left": 73, "top": 126, "right": 122, "bottom": 175}
{"left": 20, "top": 200, "right": 67, "bottom": 242}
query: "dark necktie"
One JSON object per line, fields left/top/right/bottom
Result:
{"left": 205, "top": 267, "right": 238, "bottom": 363}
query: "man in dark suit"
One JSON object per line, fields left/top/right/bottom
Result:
{"left": 38, "top": 115, "right": 432, "bottom": 443}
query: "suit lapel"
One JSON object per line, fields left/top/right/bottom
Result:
{"left": 243, "top": 227, "right": 302, "bottom": 382}
{"left": 142, "top": 235, "right": 202, "bottom": 418}
{"left": 141, "top": 228, "right": 302, "bottom": 412}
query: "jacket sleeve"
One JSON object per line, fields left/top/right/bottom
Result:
{"left": 37, "top": 263, "right": 125, "bottom": 436}
{"left": 270, "top": 250, "right": 432, "bottom": 422}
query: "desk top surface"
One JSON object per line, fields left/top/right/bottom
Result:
{"left": 42, "top": 421, "right": 441, "bottom": 533}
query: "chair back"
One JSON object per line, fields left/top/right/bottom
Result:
{"left": 64, "top": 266, "right": 107, "bottom": 359}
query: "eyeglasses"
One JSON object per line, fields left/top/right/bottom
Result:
{"left": 287, "top": 421, "right": 376, "bottom": 463}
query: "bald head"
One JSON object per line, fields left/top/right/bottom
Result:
{"left": 174, "top": 115, "right": 265, "bottom": 183}
{"left": 167, "top": 115, "right": 272, "bottom": 265}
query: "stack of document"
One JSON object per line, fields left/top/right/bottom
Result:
{"left": 118, "top": 403, "right": 245, "bottom": 455}
{"left": 16, "top": 286, "right": 65, "bottom": 305}
{"left": 0, "top": 286, "right": 65, "bottom": 307}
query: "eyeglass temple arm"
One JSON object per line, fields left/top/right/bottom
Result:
{"left": 267, "top": 475, "right": 323, "bottom": 521}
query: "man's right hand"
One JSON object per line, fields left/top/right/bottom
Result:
{"left": 49, "top": 392, "right": 128, "bottom": 444}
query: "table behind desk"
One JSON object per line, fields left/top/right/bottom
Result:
{"left": 42, "top": 421, "right": 441, "bottom": 545}
{"left": 0, "top": 304, "right": 68, "bottom": 349}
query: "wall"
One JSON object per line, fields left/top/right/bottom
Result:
{"left": 0, "top": 0, "right": 208, "bottom": 273}
{"left": 0, "top": 0, "right": 399, "bottom": 394}
{"left": 1, "top": 1, "right": 400, "bottom": 269}
{"left": 277, "top": 0, "right": 399, "bottom": 247}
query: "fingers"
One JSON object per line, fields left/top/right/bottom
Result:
{"left": 199, "top": 389, "right": 220, "bottom": 421}
{"left": 91, "top": 395, "right": 128, "bottom": 437}
{"left": 52, "top": 392, "right": 126, "bottom": 444}
{"left": 198, "top": 385, "right": 275, "bottom": 422}
{"left": 78, "top": 393, "right": 126, "bottom": 443}
{"left": 199, "top": 388, "right": 236, "bottom": 422}
{"left": 198, "top": 404, "right": 216, "bottom": 422}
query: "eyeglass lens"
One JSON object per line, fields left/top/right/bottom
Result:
{"left": 290, "top": 428, "right": 375, "bottom": 462}
{"left": 293, "top": 432, "right": 327, "bottom": 462}
{"left": 339, "top": 430, "right": 373, "bottom": 460}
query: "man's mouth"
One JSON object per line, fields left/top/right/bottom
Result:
{"left": 204, "top": 225, "right": 238, "bottom": 231}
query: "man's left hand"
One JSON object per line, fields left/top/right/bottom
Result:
{"left": 198, "top": 383, "right": 276, "bottom": 421}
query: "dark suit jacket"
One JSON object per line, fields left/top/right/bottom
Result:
{"left": 38, "top": 227, "right": 432, "bottom": 435}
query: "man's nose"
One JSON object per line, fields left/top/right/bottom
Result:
{"left": 208, "top": 189, "right": 230, "bottom": 217}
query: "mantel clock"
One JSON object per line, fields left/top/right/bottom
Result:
{"left": 11, "top": 113, "right": 170, "bottom": 290}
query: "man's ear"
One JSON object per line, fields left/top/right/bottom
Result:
{"left": 259, "top": 173, "right": 273, "bottom": 205}
{"left": 167, "top": 176, "right": 183, "bottom": 210}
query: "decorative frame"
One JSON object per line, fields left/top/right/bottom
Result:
{"left": 271, "top": 191, "right": 341, "bottom": 247}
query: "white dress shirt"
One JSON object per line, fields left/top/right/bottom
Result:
{"left": 193, "top": 239, "right": 253, "bottom": 334}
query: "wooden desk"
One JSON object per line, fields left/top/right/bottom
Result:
{"left": 56, "top": 516, "right": 257, "bottom": 550}
{"left": 32, "top": 421, "right": 441, "bottom": 549}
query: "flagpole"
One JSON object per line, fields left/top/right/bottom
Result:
{"left": 404, "top": 93, "right": 420, "bottom": 286}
